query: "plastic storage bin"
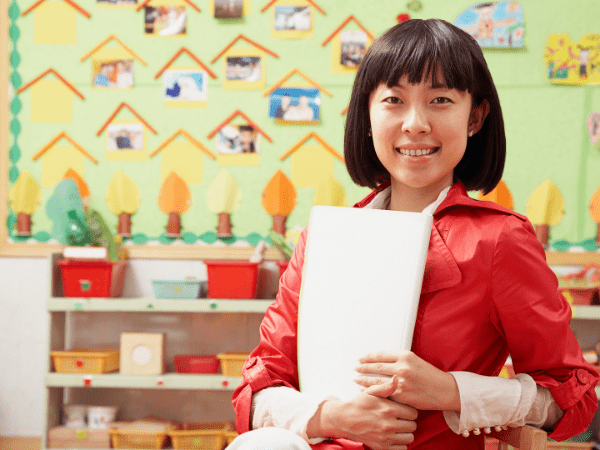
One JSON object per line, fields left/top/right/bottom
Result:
{"left": 152, "top": 280, "right": 205, "bottom": 299}
{"left": 58, "top": 259, "right": 127, "bottom": 297}
{"left": 173, "top": 355, "right": 220, "bottom": 374}
{"left": 216, "top": 352, "right": 250, "bottom": 377}
{"left": 204, "top": 261, "right": 260, "bottom": 299}
{"left": 51, "top": 349, "right": 120, "bottom": 374}
{"left": 168, "top": 421, "right": 233, "bottom": 450}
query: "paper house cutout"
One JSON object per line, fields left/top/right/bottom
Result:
{"left": 279, "top": 132, "right": 342, "bottom": 188}
{"left": 120, "top": 332, "right": 165, "bottom": 375}
{"left": 155, "top": 47, "right": 217, "bottom": 108}
{"left": 150, "top": 129, "right": 216, "bottom": 184}
{"left": 207, "top": 109, "right": 271, "bottom": 166}
{"left": 264, "top": 68, "right": 331, "bottom": 124}
{"left": 322, "top": 15, "right": 374, "bottom": 74}
{"left": 81, "top": 35, "right": 146, "bottom": 90}
{"left": 261, "top": 0, "right": 325, "bottom": 40}
{"left": 544, "top": 33, "right": 600, "bottom": 86}
{"left": 17, "top": 69, "right": 84, "bottom": 123}
{"left": 137, "top": 0, "right": 200, "bottom": 37}
{"left": 97, "top": 103, "right": 156, "bottom": 162}
{"left": 454, "top": 2, "right": 524, "bottom": 48}
{"left": 32, "top": 132, "right": 97, "bottom": 188}
{"left": 211, "top": 34, "right": 279, "bottom": 90}
{"left": 22, "top": 0, "right": 90, "bottom": 45}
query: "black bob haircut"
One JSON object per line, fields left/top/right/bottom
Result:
{"left": 344, "top": 18, "right": 505, "bottom": 195}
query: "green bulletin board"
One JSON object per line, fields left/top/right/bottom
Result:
{"left": 2, "top": 0, "right": 600, "bottom": 259}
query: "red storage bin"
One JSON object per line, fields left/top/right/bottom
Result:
{"left": 174, "top": 355, "right": 220, "bottom": 374}
{"left": 276, "top": 261, "right": 289, "bottom": 279}
{"left": 58, "top": 259, "right": 127, "bottom": 297}
{"left": 205, "top": 261, "right": 259, "bottom": 299}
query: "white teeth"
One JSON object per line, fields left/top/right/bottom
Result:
{"left": 396, "top": 148, "right": 436, "bottom": 156}
{"left": 416, "top": 149, "right": 422, "bottom": 156}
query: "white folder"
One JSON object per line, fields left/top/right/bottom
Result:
{"left": 298, "top": 205, "right": 433, "bottom": 402}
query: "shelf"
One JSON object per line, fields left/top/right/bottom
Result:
{"left": 47, "top": 297, "right": 274, "bottom": 313}
{"left": 46, "top": 373, "right": 242, "bottom": 390}
{"left": 571, "top": 305, "right": 600, "bottom": 320}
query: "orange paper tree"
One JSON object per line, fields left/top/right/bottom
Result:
{"left": 64, "top": 169, "right": 90, "bottom": 208}
{"left": 106, "top": 169, "right": 141, "bottom": 237}
{"left": 157, "top": 172, "right": 191, "bottom": 237}
{"left": 9, "top": 169, "right": 41, "bottom": 236}
{"left": 526, "top": 179, "right": 565, "bottom": 247}
{"left": 262, "top": 170, "right": 297, "bottom": 235}
{"left": 478, "top": 180, "right": 513, "bottom": 210}
{"left": 590, "top": 186, "right": 600, "bottom": 246}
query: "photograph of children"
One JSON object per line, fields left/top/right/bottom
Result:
{"left": 214, "top": 0, "right": 243, "bottom": 19}
{"left": 340, "top": 30, "right": 367, "bottom": 67}
{"left": 216, "top": 124, "right": 260, "bottom": 154}
{"left": 269, "top": 87, "right": 320, "bottom": 122}
{"left": 97, "top": 0, "right": 137, "bottom": 4}
{"left": 273, "top": 6, "right": 311, "bottom": 31}
{"left": 225, "top": 57, "right": 262, "bottom": 82}
{"left": 145, "top": 5, "right": 186, "bottom": 36}
{"left": 107, "top": 124, "right": 144, "bottom": 151}
{"left": 92, "top": 59, "right": 134, "bottom": 89}
{"left": 163, "top": 69, "right": 207, "bottom": 101}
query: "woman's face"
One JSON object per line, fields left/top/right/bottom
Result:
{"left": 368, "top": 67, "right": 482, "bottom": 194}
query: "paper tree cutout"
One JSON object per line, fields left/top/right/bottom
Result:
{"left": 313, "top": 176, "right": 347, "bottom": 207}
{"left": 477, "top": 180, "right": 513, "bottom": 210}
{"left": 544, "top": 34, "right": 600, "bottom": 85}
{"left": 588, "top": 112, "right": 600, "bottom": 146}
{"left": 262, "top": 170, "right": 296, "bottom": 235}
{"left": 526, "top": 179, "right": 565, "bottom": 247}
{"left": 64, "top": 168, "right": 90, "bottom": 208}
{"left": 206, "top": 170, "right": 241, "bottom": 238}
{"left": 46, "top": 178, "right": 88, "bottom": 244}
{"left": 454, "top": 2, "right": 524, "bottom": 48}
{"left": 158, "top": 172, "right": 191, "bottom": 237}
{"left": 589, "top": 187, "right": 600, "bottom": 246}
{"left": 9, "top": 169, "right": 41, "bottom": 236}
{"left": 106, "top": 169, "right": 141, "bottom": 237}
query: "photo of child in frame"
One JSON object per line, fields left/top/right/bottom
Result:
{"left": 340, "top": 30, "right": 367, "bottom": 67}
{"left": 214, "top": 0, "right": 243, "bottom": 19}
{"left": 107, "top": 124, "right": 144, "bottom": 151}
{"left": 216, "top": 124, "right": 260, "bottom": 154}
{"left": 145, "top": 5, "right": 187, "bottom": 36}
{"left": 273, "top": 6, "right": 311, "bottom": 31}
{"left": 163, "top": 69, "right": 207, "bottom": 101}
{"left": 226, "top": 57, "right": 262, "bottom": 82}
{"left": 92, "top": 59, "right": 134, "bottom": 89}
{"left": 97, "top": 0, "right": 137, "bottom": 4}
{"left": 269, "top": 87, "right": 320, "bottom": 123}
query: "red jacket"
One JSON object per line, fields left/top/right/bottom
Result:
{"left": 233, "top": 182, "right": 598, "bottom": 450}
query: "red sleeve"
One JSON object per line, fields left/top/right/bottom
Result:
{"left": 232, "top": 227, "right": 308, "bottom": 434}
{"left": 490, "top": 216, "right": 598, "bottom": 441}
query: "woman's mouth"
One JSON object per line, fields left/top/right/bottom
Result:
{"left": 395, "top": 147, "right": 439, "bottom": 156}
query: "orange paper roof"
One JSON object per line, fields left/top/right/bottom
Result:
{"left": 22, "top": 0, "right": 91, "bottom": 17}
{"left": 260, "top": 0, "right": 325, "bottom": 14}
{"left": 340, "top": 105, "right": 348, "bottom": 116}
{"left": 279, "top": 132, "right": 342, "bottom": 161}
{"left": 211, "top": 34, "right": 279, "bottom": 64}
{"left": 154, "top": 47, "right": 217, "bottom": 79}
{"left": 263, "top": 68, "right": 332, "bottom": 97}
{"left": 17, "top": 68, "right": 85, "bottom": 100}
{"left": 80, "top": 35, "right": 146, "bottom": 65}
{"left": 136, "top": 0, "right": 200, "bottom": 12}
{"left": 96, "top": 103, "right": 157, "bottom": 136}
{"left": 149, "top": 129, "right": 216, "bottom": 159}
{"left": 32, "top": 132, "right": 98, "bottom": 163}
{"left": 322, "top": 15, "right": 374, "bottom": 46}
{"left": 206, "top": 110, "right": 272, "bottom": 143}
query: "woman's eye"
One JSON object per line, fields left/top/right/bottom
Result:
{"left": 384, "top": 97, "right": 400, "bottom": 104}
{"left": 432, "top": 97, "right": 452, "bottom": 104}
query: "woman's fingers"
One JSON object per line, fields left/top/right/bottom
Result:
{"left": 365, "top": 374, "right": 398, "bottom": 398}
{"left": 359, "top": 351, "right": 405, "bottom": 363}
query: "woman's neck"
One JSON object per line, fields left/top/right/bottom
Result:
{"left": 387, "top": 179, "right": 453, "bottom": 212}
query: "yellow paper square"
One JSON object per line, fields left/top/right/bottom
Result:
{"left": 41, "top": 145, "right": 85, "bottom": 188}
{"left": 290, "top": 145, "right": 334, "bottom": 188}
{"left": 30, "top": 79, "right": 74, "bottom": 123}
{"left": 161, "top": 141, "right": 204, "bottom": 184}
{"left": 34, "top": 1, "right": 78, "bottom": 45}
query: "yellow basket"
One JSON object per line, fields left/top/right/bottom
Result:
{"left": 224, "top": 430, "right": 239, "bottom": 445}
{"left": 109, "top": 428, "right": 171, "bottom": 449}
{"left": 168, "top": 421, "right": 233, "bottom": 450}
{"left": 51, "top": 349, "right": 120, "bottom": 374}
{"left": 216, "top": 352, "right": 250, "bottom": 377}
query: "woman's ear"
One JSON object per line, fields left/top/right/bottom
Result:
{"left": 469, "top": 99, "right": 490, "bottom": 134}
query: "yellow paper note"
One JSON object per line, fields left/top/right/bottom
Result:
{"left": 34, "top": 1, "right": 77, "bottom": 45}
{"left": 161, "top": 140, "right": 204, "bottom": 184}
{"left": 290, "top": 144, "right": 334, "bottom": 188}
{"left": 30, "top": 79, "right": 74, "bottom": 123}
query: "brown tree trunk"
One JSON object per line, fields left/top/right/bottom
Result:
{"left": 118, "top": 213, "right": 132, "bottom": 237}
{"left": 272, "top": 214, "right": 287, "bottom": 236}
{"left": 217, "top": 213, "right": 232, "bottom": 238}
{"left": 166, "top": 212, "right": 181, "bottom": 236}
{"left": 16, "top": 212, "right": 31, "bottom": 236}
{"left": 597, "top": 223, "right": 600, "bottom": 247}
{"left": 535, "top": 224, "right": 549, "bottom": 247}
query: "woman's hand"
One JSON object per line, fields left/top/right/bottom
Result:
{"left": 307, "top": 376, "right": 418, "bottom": 450}
{"left": 354, "top": 351, "right": 461, "bottom": 412}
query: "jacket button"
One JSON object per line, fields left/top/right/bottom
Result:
{"left": 577, "top": 369, "right": 588, "bottom": 384}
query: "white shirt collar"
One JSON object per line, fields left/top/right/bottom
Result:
{"left": 362, "top": 185, "right": 451, "bottom": 215}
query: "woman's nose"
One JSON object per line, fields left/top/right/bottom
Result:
{"left": 401, "top": 107, "right": 431, "bottom": 135}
